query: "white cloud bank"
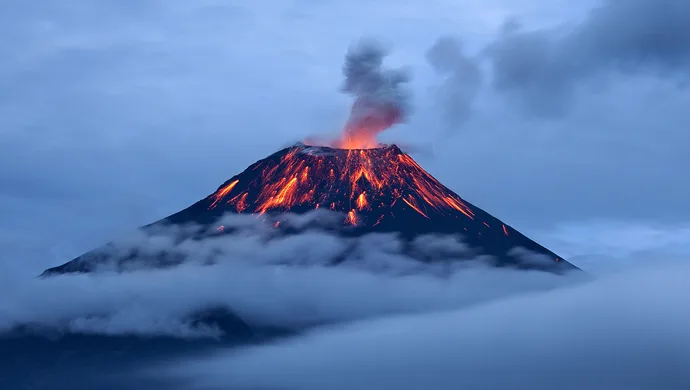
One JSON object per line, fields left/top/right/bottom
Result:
{"left": 0, "top": 213, "right": 582, "bottom": 338}
{"left": 167, "top": 259, "right": 690, "bottom": 390}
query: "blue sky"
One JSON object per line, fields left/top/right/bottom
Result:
{"left": 2, "top": 0, "right": 689, "bottom": 276}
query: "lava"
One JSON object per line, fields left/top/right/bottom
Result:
{"left": 205, "top": 144, "right": 477, "bottom": 227}
{"left": 356, "top": 192, "right": 368, "bottom": 211}
{"left": 256, "top": 176, "right": 299, "bottom": 213}
{"left": 235, "top": 193, "right": 248, "bottom": 212}
{"left": 208, "top": 179, "right": 239, "bottom": 210}
{"left": 345, "top": 209, "right": 358, "bottom": 225}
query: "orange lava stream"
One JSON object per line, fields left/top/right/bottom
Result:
{"left": 356, "top": 192, "right": 369, "bottom": 211}
{"left": 402, "top": 196, "right": 429, "bottom": 219}
{"left": 207, "top": 146, "right": 479, "bottom": 226}
{"left": 208, "top": 180, "right": 239, "bottom": 210}
{"left": 345, "top": 209, "right": 358, "bottom": 225}
{"left": 256, "top": 176, "right": 299, "bottom": 213}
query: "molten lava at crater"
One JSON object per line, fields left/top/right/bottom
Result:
{"left": 328, "top": 101, "right": 403, "bottom": 150}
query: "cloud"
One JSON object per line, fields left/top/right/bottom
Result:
{"left": 167, "top": 259, "right": 690, "bottom": 390}
{"left": 0, "top": 213, "right": 581, "bottom": 338}
{"left": 485, "top": 0, "right": 690, "bottom": 117}
{"left": 426, "top": 36, "right": 483, "bottom": 128}
{"left": 44, "top": 211, "right": 563, "bottom": 275}
{"left": 532, "top": 220, "right": 690, "bottom": 274}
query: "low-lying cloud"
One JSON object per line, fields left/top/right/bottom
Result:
{"left": 0, "top": 213, "right": 582, "bottom": 339}
{"left": 56, "top": 211, "right": 566, "bottom": 275}
{"left": 168, "top": 259, "right": 690, "bottom": 390}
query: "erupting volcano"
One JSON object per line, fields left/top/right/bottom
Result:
{"left": 42, "top": 141, "right": 577, "bottom": 275}
{"left": 327, "top": 38, "right": 411, "bottom": 150}
{"left": 41, "top": 40, "right": 577, "bottom": 276}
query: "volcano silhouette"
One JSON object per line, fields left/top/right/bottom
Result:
{"left": 42, "top": 143, "right": 577, "bottom": 275}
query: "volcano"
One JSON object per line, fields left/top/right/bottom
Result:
{"left": 42, "top": 142, "right": 577, "bottom": 276}
{"left": 42, "top": 41, "right": 577, "bottom": 276}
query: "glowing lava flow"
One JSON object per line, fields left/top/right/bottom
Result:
{"left": 208, "top": 179, "right": 239, "bottom": 210}
{"left": 356, "top": 192, "right": 368, "bottom": 211}
{"left": 206, "top": 144, "right": 476, "bottom": 226}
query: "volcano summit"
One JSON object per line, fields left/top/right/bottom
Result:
{"left": 42, "top": 142, "right": 577, "bottom": 276}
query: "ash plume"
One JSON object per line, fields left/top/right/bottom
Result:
{"left": 426, "top": 36, "right": 483, "bottom": 129}
{"left": 485, "top": 0, "right": 690, "bottom": 118}
{"left": 333, "top": 39, "right": 412, "bottom": 148}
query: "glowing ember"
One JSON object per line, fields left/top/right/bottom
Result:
{"left": 502, "top": 224, "right": 509, "bottom": 236}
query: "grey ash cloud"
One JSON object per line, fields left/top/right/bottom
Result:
{"left": 426, "top": 36, "right": 483, "bottom": 128}
{"left": 339, "top": 39, "right": 412, "bottom": 139}
{"left": 485, "top": 0, "right": 690, "bottom": 117}
{"left": 342, "top": 39, "right": 412, "bottom": 116}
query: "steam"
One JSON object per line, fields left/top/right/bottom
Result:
{"left": 332, "top": 39, "right": 412, "bottom": 149}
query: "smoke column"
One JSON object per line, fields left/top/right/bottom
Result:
{"left": 332, "top": 39, "right": 412, "bottom": 149}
